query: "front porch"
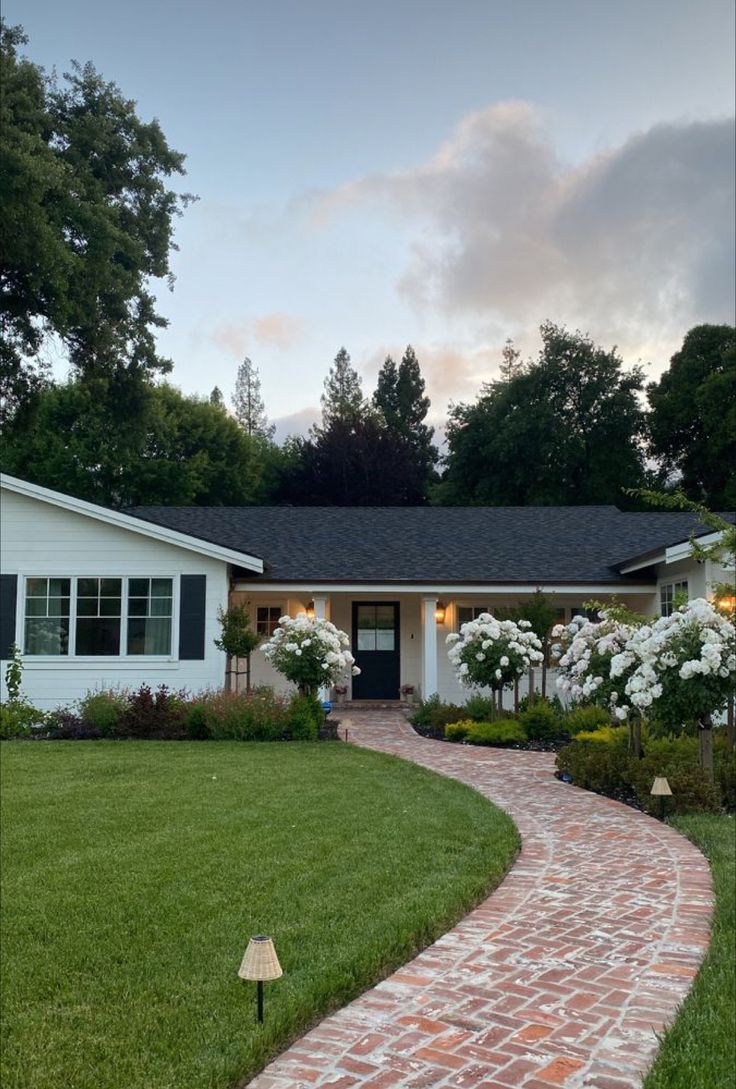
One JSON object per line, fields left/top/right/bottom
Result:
{"left": 230, "top": 583, "right": 658, "bottom": 706}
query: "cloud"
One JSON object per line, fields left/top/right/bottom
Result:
{"left": 314, "top": 103, "right": 735, "bottom": 362}
{"left": 271, "top": 405, "right": 319, "bottom": 444}
{"left": 211, "top": 312, "right": 305, "bottom": 357}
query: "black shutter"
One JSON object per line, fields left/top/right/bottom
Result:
{"left": 0, "top": 574, "right": 19, "bottom": 660}
{"left": 178, "top": 575, "right": 207, "bottom": 660}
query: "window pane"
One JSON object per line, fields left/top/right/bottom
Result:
{"left": 376, "top": 630, "right": 395, "bottom": 651}
{"left": 48, "top": 578, "right": 70, "bottom": 597}
{"left": 78, "top": 578, "right": 99, "bottom": 597}
{"left": 357, "top": 606, "right": 376, "bottom": 631}
{"left": 375, "top": 606, "right": 395, "bottom": 630}
{"left": 128, "top": 597, "right": 147, "bottom": 617}
{"left": 127, "top": 617, "right": 171, "bottom": 655}
{"left": 458, "top": 607, "right": 473, "bottom": 626}
{"left": 25, "top": 617, "right": 69, "bottom": 656}
{"left": 129, "top": 578, "right": 149, "bottom": 597}
{"left": 49, "top": 596, "right": 71, "bottom": 617}
{"left": 151, "top": 578, "right": 173, "bottom": 598}
{"left": 76, "top": 617, "right": 121, "bottom": 655}
{"left": 357, "top": 630, "right": 377, "bottom": 651}
{"left": 77, "top": 597, "right": 97, "bottom": 617}
{"left": 151, "top": 597, "right": 171, "bottom": 617}
{"left": 26, "top": 578, "right": 48, "bottom": 597}
{"left": 100, "top": 596, "right": 122, "bottom": 617}
{"left": 25, "top": 597, "right": 47, "bottom": 617}
{"left": 100, "top": 578, "right": 122, "bottom": 596}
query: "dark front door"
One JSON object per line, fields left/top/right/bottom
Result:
{"left": 351, "top": 602, "right": 400, "bottom": 700}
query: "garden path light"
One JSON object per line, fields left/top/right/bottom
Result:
{"left": 239, "top": 936, "right": 282, "bottom": 1023}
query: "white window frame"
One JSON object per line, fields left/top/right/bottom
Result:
{"left": 660, "top": 580, "right": 689, "bottom": 617}
{"left": 18, "top": 573, "right": 180, "bottom": 662}
{"left": 255, "top": 603, "right": 284, "bottom": 639}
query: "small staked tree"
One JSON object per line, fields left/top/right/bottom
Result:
{"left": 517, "top": 591, "right": 558, "bottom": 698}
{"left": 214, "top": 604, "right": 260, "bottom": 692}
{"left": 232, "top": 357, "right": 275, "bottom": 439}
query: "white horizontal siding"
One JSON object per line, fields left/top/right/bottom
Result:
{"left": 1, "top": 488, "right": 229, "bottom": 708}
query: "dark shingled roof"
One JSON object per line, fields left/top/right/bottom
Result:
{"left": 126, "top": 505, "right": 732, "bottom": 584}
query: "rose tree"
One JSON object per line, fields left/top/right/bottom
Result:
{"left": 261, "top": 614, "right": 360, "bottom": 696}
{"left": 446, "top": 614, "right": 543, "bottom": 701}
{"left": 620, "top": 598, "right": 736, "bottom": 778}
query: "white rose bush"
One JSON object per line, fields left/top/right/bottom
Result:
{"left": 447, "top": 614, "right": 543, "bottom": 699}
{"left": 262, "top": 614, "right": 360, "bottom": 696}
{"left": 554, "top": 599, "right": 735, "bottom": 777}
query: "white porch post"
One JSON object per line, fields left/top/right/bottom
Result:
{"left": 422, "top": 596, "right": 438, "bottom": 699}
{"left": 313, "top": 594, "right": 330, "bottom": 701}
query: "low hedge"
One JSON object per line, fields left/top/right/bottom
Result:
{"left": 557, "top": 733, "right": 735, "bottom": 814}
{"left": 446, "top": 719, "right": 526, "bottom": 746}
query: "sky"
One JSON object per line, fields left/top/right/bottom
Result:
{"left": 9, "top": 0, "right": 736, "bottom": 439}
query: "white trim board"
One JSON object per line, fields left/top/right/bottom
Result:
{"left": 1, "top": 474, "right": 263, "bottom": 572}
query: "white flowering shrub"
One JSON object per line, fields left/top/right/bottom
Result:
{"left": 553, "top": 613, "right": 639, "bottom": 720}
{"left": 262, "top": 614, "right": 360, "bottom": 694}
{"left": 621, "top": 598, "right": 736, "bottom": 725}
{"left": 447, "top": 614, "right": 543, "bottom": 692}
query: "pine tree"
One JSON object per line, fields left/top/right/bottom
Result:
{"left": 320, "top": 347, "right": 366, "bottom": 428}
{"left": 232, "top": 358, "right": 274, "bottom": 438}
{"left": 209, "top": 386, "right": 224, "bottom": 406}
{"left": 499, "top": 338, "right": 523, "bottom": 382}
{"left": 374, "top": 346, "right": 437, "bottom": 491}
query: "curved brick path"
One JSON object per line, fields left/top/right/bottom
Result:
{"left": 248, "top": 710, "right": 713, "bottom": 1089}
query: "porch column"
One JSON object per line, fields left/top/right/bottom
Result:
{"left": 312, "top": 594, "right": 330, "bottom": 702}
{"left": 422, "top": 595, "right": 438, "bottom": 699}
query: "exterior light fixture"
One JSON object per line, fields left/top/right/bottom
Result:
{"left": 435, "top": 601, "right": 446, "bottom": 624}
{"left": 238, "top": 935, "right": 283, "bottom": 1023}
{"left": 305, "top": 600, "right": 315, "bottom": 620}
{"left": 716, "top": 594, "right": 736, "bottom": 614}
{"left": 650, "top": 776, "right": 672, "bottom": 821}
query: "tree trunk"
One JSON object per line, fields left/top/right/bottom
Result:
{"left": 541, "top": 658, "right": 547, "bottom": 698}
{"left": 699, "top": 712, "right": 715, "bottom": 783}
{"left": 514, "top": 679, "right": 519, "bottom": 715}
{"left": 245, "top": 654, "right": 252, "bottom": 695}
{"left": 727, "top": 695, "right": 735, "bottom": 753}
{"left": 528, "top": 666, "right": 535, "bottom": 704}
{"left": 628, "top": 716, "right": 642, "bottom": 759}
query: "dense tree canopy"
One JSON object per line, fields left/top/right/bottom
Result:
{"left": 437, "top": 323, "right": 647, "bottom": 506}
{"left": 647, "top": 324, "right": 736, "bottom": 508}
{"left": 1, "top": 379, "right": 270, "bottom": 507}
{"left": 0, "top": 22, "right": 192, "bottom": 422}
{"left": 276, "top": 415, "right": 430, "bottom": 505}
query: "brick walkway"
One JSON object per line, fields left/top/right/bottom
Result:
{"left": 247, "top": 709, "right": 713, "bottom": 1089}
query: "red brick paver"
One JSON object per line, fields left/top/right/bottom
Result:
{"left": 247, "top": 710, "right": 712, "bottom": 1089}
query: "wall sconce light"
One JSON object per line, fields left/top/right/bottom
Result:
{"left": 435, "top": 601, "right": 446, "bottom": 624}
{"left": 238, "top": 935, "right": 283, "bottom": 1023}
{"left": 305, "top": 600, "right": 315, "bottom": 620}
{"left": 716, "top": 594, "right": 736, "bottom": 614}
{"left": 650, "top": 776, "right": 672, "bottom": 821}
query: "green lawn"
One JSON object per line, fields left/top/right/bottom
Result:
{"left": 0, "top": 741, "right": 518, "bottom": 1089}
{"left": 644, "top": 813, "right": 736, "bottom": 1089}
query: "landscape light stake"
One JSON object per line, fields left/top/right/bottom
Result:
{"left": 238, "top": 936, "right": 282, "bottom": 1024}
{"left": 650, "top": 776, "right": 673, "bottom": 821}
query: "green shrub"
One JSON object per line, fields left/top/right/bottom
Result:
{"left": 466, "top": 720, "right": 526, "bottom": 746}
{"left": 464, "top": 695, "right": 502, "bottom": 722}
{"left": 185, "top": 701, "right": 211, "bottom": 740}
{"left": 519, "top": 699, "right": 564, "bottom": 740}
{"left": 43, "top": 709, "right": 99, "bottom": 740}
{"left": 629, "top": 758, "right": 721, "bottom": 815}
{"left": 194, "top": 689, "right": 290, "bottom": 741}
{"left": 445, "top": 721, "right": 471, "bottom": 742}
{"left": 575, "top": 726, "right": 628, "bottom": 746}
{"left": 518, "top": 693, "right": 564, "bottom": 715}
{"left": 565, "top": 705, "right": 611, "bottom": 735}
{"left": 410, "top": 693, "right": 443, "bottom": 730}
{"left": 79, "top": 689, "right": 128, "bottom": 737}
{"left": 556, "top": 742, "right": 630, "bottom": 795}
{"left": 0, "top": 700, "right": 45, "bottom": 740}
{"left": 288, "top": 693, "right": 321, "bottom": 741}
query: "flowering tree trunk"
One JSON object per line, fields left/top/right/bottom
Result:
{"left": 699, "top": 711, "right": 715, "bottom": 782}
{"left": 628, "top": 715, "right": 643, "bottom": 759}
{"left": 727, "top": 696, "right": 735, "bottom": 752}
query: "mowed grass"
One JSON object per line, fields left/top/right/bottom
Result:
{"left": 644, "top": 813, "right": 736, "bottom": 1089}
{"left": 0, "top": 741, "right": 518, "bottom": 1089}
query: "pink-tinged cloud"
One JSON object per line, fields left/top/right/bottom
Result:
{"left": 211, "top": 312, "right": 305, "bottom": 357}
{"left": 271, "top": 405, "right": 320, "bottom": 443}
{"left": 312, "top": 103, "right": 735, "bottom": 363}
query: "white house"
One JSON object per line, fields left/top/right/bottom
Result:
{"left": 1, "top": 473, "right": 733, "bottom": 709}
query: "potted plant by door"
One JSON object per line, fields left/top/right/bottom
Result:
{"left": 400, "top": 684, "right": 416, "bottom": 707}
{"left": 333, "top": 683, "right": 348, "bottom": 707}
